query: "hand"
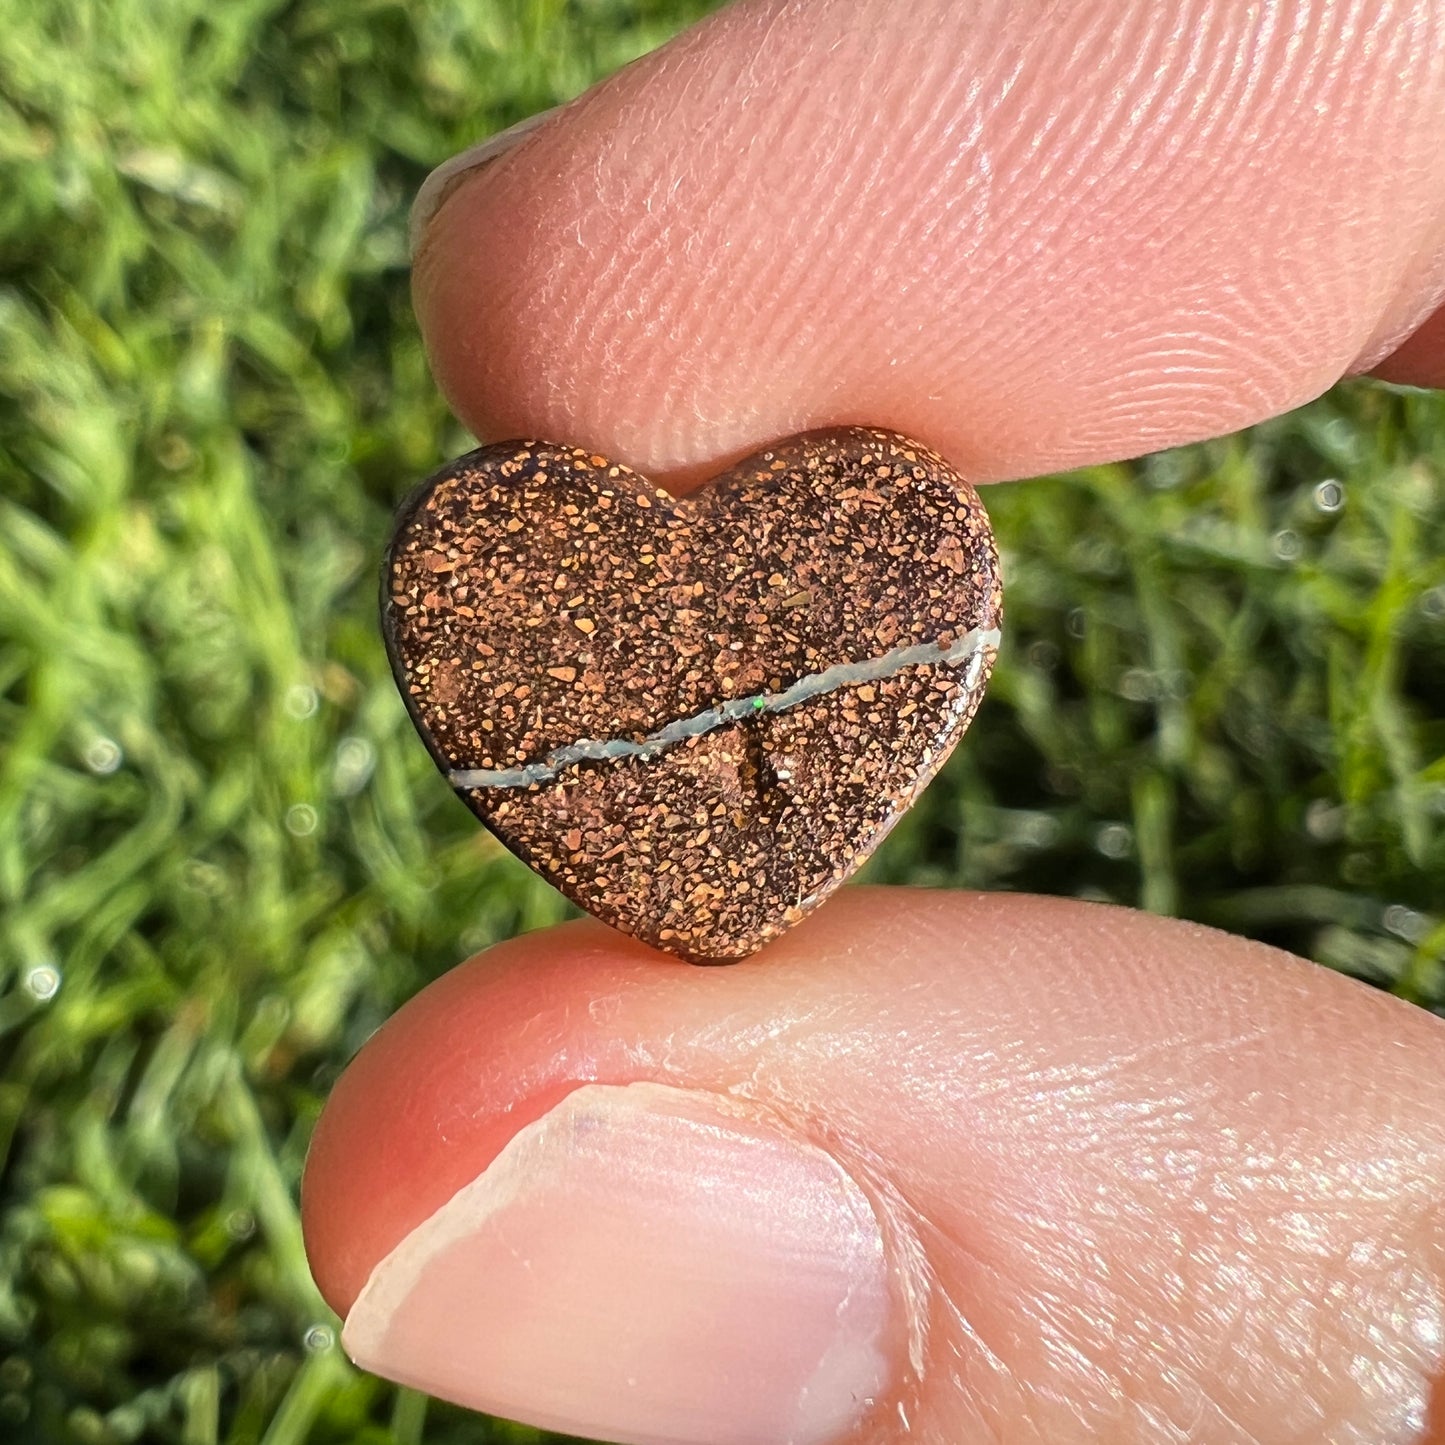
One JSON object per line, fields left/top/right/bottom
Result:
{"left": 302, "top": 2, "right": 1445, "bottom": 1442}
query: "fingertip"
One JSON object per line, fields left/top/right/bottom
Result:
{"left": 301, "top": 919, "right": 629, "bottom": 1315}
{"left": 412, "top": 0, "right": 1445, "bottom": 483}
{"left": 337, "top": 1079, "right": 897, "bottom": 1445}
{"left": 301, "top": 899, "right": 901, "bottom": 1314}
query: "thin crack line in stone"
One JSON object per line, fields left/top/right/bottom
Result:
{"left": 446, "top": 625, "right": 1002, "bottom": 791}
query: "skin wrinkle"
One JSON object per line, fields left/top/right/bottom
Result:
{"left": 837, "top": 1154, "right": 941, "bottom": 1418}
{"left": 813, "top": 34, "right": 966, "bottom": 301}
{"left": 1138, "top": 1213, "right": 1410, "bottom": 1439}
{"left": 924, "top": 1221, "right": 1125, "bottom": 1443}
{"left": 1064, "top": 1, "right": 1331, "bottom": 408}
{"left": 845, "top": 13, "right": 1097, "bottom": 416}
{"left": 1325, "top": 4, "right": 1408, "bottom": 343}
{"left": 884, "top": 1005, "right": 1439, "bottom": 1445}
{"left": 1227, "top": 5, "right": 1348, "bottom": 344}
{"left": 901, "top": 1, "right": 1261, "bottom": 418}
{"left": 701, "top": 96, "right": 850, "bottom": 424}
{"left": 807, "top": 1132, "right": 1010, "bottom": 1443}
{"left": 1316, "top": 3, "right": 1445, "bottom": 364}
{"left": 630, "top": 46, "right": 777, "bottom": 446}
{"left": 1088, "top": 296, "right": 1293, "bottom": 392}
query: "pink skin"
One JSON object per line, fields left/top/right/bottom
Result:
{"left": 414, "top": 0, "right": 1445, "bottom": 490}
{"left": 306, "top": 1, "right": 1445, "bottom": 1440}
{"left": 305, "top": 894, "right": 1445, "bottom": 1443}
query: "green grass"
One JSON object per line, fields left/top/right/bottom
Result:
{"left": 1, "top": 1, "right": 1442, "bottom": 1442}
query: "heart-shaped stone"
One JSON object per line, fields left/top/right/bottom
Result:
{"left": 384, "top": 427, "right": 1001, "bottom": 963}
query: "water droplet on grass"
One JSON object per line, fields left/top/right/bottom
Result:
{"left": 285, "top": 684, "right": 319, "bottom": 720}
{"left": 285, "top": 804, "right": 317, "bottom": 837}
{"left": 25, "top": 965, "right": 60, "bottom": 1002}
{"left": 1272, "top": 529, "right": 1303, "bottom": 561}
{"left": 332, "top": 736, "right": 375, "bottom": 796}
{"left": 1382, "top": 904, "right": 1427, "bottom": 944}
{"left": 1014, "top": 813, "right": 1060, "bottom": 848}
{"left": 182, "top": 860, "right": 225, "bottom": 895}
{"left": 1304, "top": 799, "right": 1344, "bottom": 841}
{"left": 1027, "top": 640, "right": 1059, "bottom": 671}
{"left": 225, "top": 1209, "right": 256, "bottom": 1241}
{"left": 83, "top": 738, "right": 122, "bottom": 775}
{"left": 1118, "top": 668, "right": 1158, "bottom": 702}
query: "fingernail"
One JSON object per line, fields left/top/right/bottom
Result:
{"left": 409, "top": 108, "right": 559, "bottom": 258}
{"left": 342, "top": 1082, "right": 894, "bottom": 1445}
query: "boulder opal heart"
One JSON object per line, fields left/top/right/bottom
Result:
{"left": 384, "top": 427, "right": 1001, "bottom": 963}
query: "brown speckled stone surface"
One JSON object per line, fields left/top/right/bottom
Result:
{"left": 384, "top": 427, "right": 1002, "bottom": 963}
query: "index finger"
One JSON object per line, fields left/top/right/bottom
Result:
{"left": 412, "top": 0, "right": 1445, "bottom": 490}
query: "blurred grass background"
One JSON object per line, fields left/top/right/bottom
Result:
{"left": 0, "top": 0, "right": 1442, "bottom": 1441}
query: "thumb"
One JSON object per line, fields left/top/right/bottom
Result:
{"left": 301, "top": 890, "right": 1445, "bottom": 1445}
{"left": 411, "top": 0, "right": 1445, "bottom": 489}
